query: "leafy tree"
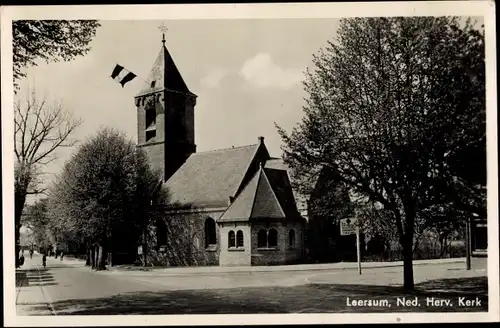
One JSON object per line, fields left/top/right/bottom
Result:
{"left": 21, "top": 198, "right": 51, "bottom": 250}
{"left": 14, "top": 91, "right": 82, "bottom": 267}
{"left": 13, "top": 20, "right": 100, "bottom": 89}
{"left": 277, "top": 17, "right": 485, "bottom": 289}
{"left": 49, "top": 128, "right": 162, "bottom": 270}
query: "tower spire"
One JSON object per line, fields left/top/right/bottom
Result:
{"left": 159, "top": 24, "right": 168, "bottom": 46}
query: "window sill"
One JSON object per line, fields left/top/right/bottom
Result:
{"left": 257, "top": 247, "right": 279, "bottom": 251}
{"left": 205, "top": 245, "right": 217, "bottom": 252}
{"left": 228, "top": 247, "right": 245, "bottom": 252}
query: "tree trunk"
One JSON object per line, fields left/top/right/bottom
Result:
{"left": 85, "top": 245, "right": 91, "bottom": 266}
{"left": 15, "top": 188, "right": 27, "bottom": 268}
{"left": 96, "top": 243, "right": 106, "bottom": 270}
{"left": 90, "top": 245, "right": 96, "bottom": 269}
{"left": 402, "top": 235, "right": 414, "bottom": 290}
{"left": 399, "top": 199, "right": 418, "bottom": 290}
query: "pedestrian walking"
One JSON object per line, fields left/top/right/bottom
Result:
{"left": 42, "top": 253, "right": 47, "bottom": 268}
{"left": 29, "top": 249, "right": 33, "bottom": 259}
{"left": 20, "top": 254, "right": 25, "bottom": 266}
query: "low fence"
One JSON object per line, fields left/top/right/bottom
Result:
{"left": 363, "top": 243, "right": 467, "bottom": 262}
{"left": 306, "top": 239, "right": 467, "bottom": 263}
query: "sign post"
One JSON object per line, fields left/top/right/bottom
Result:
{"left": 340, "top": 218, "right": 361, "bottom": 275}
{"left": 465, "top": 216, "right": 471, "bottom": 270}
{"left": 356, "top": 225, "right": 362, "bottom": 275}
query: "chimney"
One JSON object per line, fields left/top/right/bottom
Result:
{"left": 258, "top": 136, "right": 265, "bottom": 144}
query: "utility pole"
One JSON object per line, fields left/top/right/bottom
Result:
{"left": 465, "top": 216, "right": 471, "bottom": 270}
{"left": 356, "top": 225, "right": 362, "bottom": 275}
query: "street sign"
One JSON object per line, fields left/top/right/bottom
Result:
{"left": 340, "top": 217, "right": 362, "bottom": 275}
{"left": 340, "top": 218, "right": 357, "bottom": 236}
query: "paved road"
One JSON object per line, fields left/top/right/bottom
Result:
{"left": 15, "top": 253, "right": 488, "bottom": 315}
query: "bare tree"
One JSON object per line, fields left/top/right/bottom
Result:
{"left": 14, "top": 90, "right": 82, "bottom": 267}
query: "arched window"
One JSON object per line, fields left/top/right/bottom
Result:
{"left": 236, "top": 230, "right": 244, "bottom": 247}
{"left": 204, "top": 218, "right": 217, "bottom": 247}
{"left": 257, "top": 229, "right": 267, "bottom": 248}
{"left": 268, "top": 228, "right": 278, "bottom": 247}
{"left": 228, "top": 231, "right": 236, "bottom": 248}
{"left": 288, "top": 229, "right": 295, "bottom": 247}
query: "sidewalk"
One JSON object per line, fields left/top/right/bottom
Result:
{"left": 63, "top": 256, "right": 467, "bottom": 276}
{"left": 16, "top": 256, "right": 54, "bottom": 315}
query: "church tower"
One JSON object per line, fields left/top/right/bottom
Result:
{"left": 135, "top": 34, "right": 197, "bottom": 181}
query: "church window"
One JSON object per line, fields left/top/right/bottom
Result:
{"left": 228, "top": 230, "right": 236, "bottom": 248}
{"left": 205, "top": 218, "right": 217, "bottom": 247}
{"left": 257, "top": 229, "right": 267, "bottom": 248}
{"left": 268, "top": 229, "right": 278, "bottom": 247}
{"left": 146, "top": 107, "right": 156, "bottom": 128}
{"left": 236, "top": 230, "right": 244, "bottom": 247}
{"left": 288, "top": 229, "right": 295, "bottom": 247}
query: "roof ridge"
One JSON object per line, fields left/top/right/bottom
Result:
{"left": 231, "top": 142, "right": 265, "bottom": 198}
{"left": 192, "top": 143, "right": 258, "bottom": 155}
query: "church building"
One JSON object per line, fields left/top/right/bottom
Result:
{"left": 134, "top": 36, "right": 306, "bottom": 267}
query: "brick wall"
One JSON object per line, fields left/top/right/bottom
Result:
{"left": 147, "top": 210, "right": 224, "bottom": 266}
{"left": 185, "top": 101, "right": 195, "bottom": 145}
{"left": 250, "top": 219, "right": 305, "bottom": 266}
{"left": 219, "top": 222, "right": 251, "bottom": 266}
{"left": 137, "top": 102, "right": 146, "bottom": 144}
{"left": 138, "top": 142, "right": 165, "bottom": 179}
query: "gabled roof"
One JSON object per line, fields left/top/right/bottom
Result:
{"left": 264, "top": 168, "right": 301, "bottom": 219}
{"left": 136, "top": 43, "right": 196, "bottom": 98}
{"left": 264, "top": 158, "right": 309, "bottom": 218}
{"left": 218, "top": 167, "right": 301, "bottom": 222}
{"left": 164, "top": 144, "right": 264, "bottom": 208}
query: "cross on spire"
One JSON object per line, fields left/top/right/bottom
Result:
{"left": 158, "top": 24, "right": 168, "bottom": 45}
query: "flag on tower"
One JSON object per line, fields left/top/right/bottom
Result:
{"left": 111, "top": 64, "right": 137, "bottom": 87}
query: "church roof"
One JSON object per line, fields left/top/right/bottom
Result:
{"left": 136, "top": 42, "right": 196, "bottom": 98}
{"left": 218, "top": 167, "right": 301, "bottom": 222}
{"left": 264, "top": 157, "right": 288, "bottom": 170}
{"left": 264, "top": 158, "right": 309, "bottom": 218}
{"left": 164, "top": 144, "right": 264, "bottom": 208}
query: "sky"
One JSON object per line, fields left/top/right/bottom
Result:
{"left": 15, "top": 19, "right": 341, "bottom": 200}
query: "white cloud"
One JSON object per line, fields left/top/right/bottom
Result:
{"left": 200, "top": 68, "right": 229, "bottom": 88}
{"left": 239, "top": 52, "right": 303, "bottom": 89}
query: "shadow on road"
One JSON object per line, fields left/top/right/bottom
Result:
{"left": 20, "top": 276, "right": 487, "bottom": 315}
{"left": 15, "top": 268, "right": 58, "bottom": 288}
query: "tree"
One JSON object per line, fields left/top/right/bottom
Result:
{"left": 21, "top": 198, "right": 51, "bottom": 250}
{"left": 14, "top": 91, "right": 82, "bottom": 267}
{"left": 277, "top": 17, "right": 485, "bottom": 289}
{"left": 49, "top": 128, "right": 162, "bottom": 270}
{"left": 13, "top": 20, "right": 100, "bottom": 90}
